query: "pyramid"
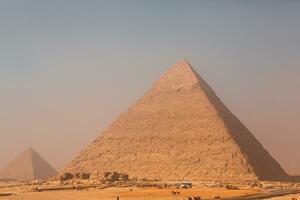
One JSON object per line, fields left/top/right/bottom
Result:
{"left": 63, "top": 59, "right": 288, "bottom": 182}
{"left": 0, "top": 148, "right": 57, "bottom": 180}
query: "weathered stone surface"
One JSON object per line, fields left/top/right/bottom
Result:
{"left": 0, "top": 148, "right": 57, "bottom": 180}
{"left": 63, "top": 59, "right": 288, "bottom": 182}
{"left": 102, "top": 172, "right": 129, "bottom": 182}
{"left": 61, "top": 172, "right": 74, "bottom": 181}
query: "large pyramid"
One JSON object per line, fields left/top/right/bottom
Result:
{"left": 0, "top": 148, "right": 57, "bottom": 180}
{"left": 63, "top": 59, "right": 288, "bottom": 182}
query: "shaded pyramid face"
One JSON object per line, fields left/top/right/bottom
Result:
{"left": 0, "top": 148, "right": 57, "bottom": 180}
{"left": 64, "top": 59, "right": 288, "bottom": 182}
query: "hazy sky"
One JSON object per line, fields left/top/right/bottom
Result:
{"left": 1, "top": 0, "right": 300, "bottom": 174}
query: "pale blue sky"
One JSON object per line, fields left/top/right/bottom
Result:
{"left": 1, "top": 0, "right": 300, "bottom": 174}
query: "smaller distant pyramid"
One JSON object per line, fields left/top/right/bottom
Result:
{"left": 0, "top": 148, "right": 57, "bottom": 180}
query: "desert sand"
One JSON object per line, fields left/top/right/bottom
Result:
{"left": 0, "top": 183, "right": 261, "bottom": 200}
{"left": 266, "top": 194, "right": 300, "bottom": 200}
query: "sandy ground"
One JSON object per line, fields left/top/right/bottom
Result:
{"left": 0, "top": 186, "right": 261, "bottom": 200}
{"left": 266, "top": 193, "right": 300, "bottom": 200}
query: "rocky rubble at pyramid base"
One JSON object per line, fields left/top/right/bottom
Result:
{"left": 56, "top": 171, "right": 253, "bottom": 189}
{"left": 55, "top": 171, "right": 131, "bottom": 186}
{"left": 51, "top": 171, "right": 300, "bottom": 192}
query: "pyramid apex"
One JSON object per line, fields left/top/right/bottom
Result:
{"left": 25, "top": 147, "right": 36, "bottom": 154}
{"left": 169, "top": 58, "right": 193, "bottom": 71}
{"left": 175, "top": 58, "right": 191, "bottom": 66}
{"left": 27, "top": 147, "right": 34, "bottom": 151}
{"left": 153, "top": 59, "right": 200, "bottom": 91}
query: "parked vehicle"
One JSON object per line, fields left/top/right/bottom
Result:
{"left": 180, "top": 182, "right": 192, "bottom": 189}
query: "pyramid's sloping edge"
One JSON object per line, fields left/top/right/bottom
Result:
{"left": 193, "top": 69, "right": 289, "bottom": 181}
